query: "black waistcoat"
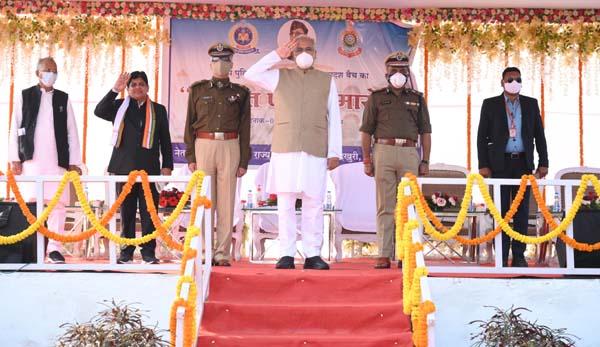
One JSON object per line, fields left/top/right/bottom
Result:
{"left": 19, "top": 85, "right": 70, "bottom": 169}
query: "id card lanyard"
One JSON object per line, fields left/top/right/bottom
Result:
{"left": 504, "top": 100, "right": 518, "bottom": 140}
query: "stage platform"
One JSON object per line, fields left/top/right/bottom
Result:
{"left": 2, "top": 259, "right": 600, "bottom": 346}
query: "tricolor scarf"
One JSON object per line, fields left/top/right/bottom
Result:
{"left": 111, "top": 95, "right": 156, "bottom": 149}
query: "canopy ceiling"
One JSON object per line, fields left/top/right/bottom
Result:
{"left": 121, "top": 0, "right": 600, "bottom": 9}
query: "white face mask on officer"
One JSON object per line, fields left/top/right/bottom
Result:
{"left": 389, "top": 72, "right": 407, "bottom": 89}
{"left": 40, "top": 72, "right": 58, "bottom": 87}
{"left": 295, "top": 52, "right": 314, "bottom": 70}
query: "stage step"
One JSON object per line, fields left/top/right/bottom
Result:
{"left": 198, "top": 261, "right": 412, "bottom": 347}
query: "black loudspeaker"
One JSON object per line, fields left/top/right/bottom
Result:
{"left": 0, "top": 202, "right": 38, "bottom": 263}
{"left": 556, "top": 210, "right": 600, "bottom": 268}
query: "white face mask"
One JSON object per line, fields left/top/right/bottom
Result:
{"left": 389, "top": 72, "right": 407, "bottom": 89}
{"left": 295, "top": 52, "right": 314, "bottom": 70}
{"left": 504, "top": 81, "right": 522, "bottom": 94}
{"left": 40, "top": 72, "right": 58, "bottom": 87}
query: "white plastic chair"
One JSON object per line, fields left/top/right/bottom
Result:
{"left": 329, "top": 162, "right": 377, "bottom": 261}
{"left": 252, "top": 162, "right": 301, "bottom": 260}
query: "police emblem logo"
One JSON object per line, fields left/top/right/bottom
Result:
{"left": 338, "top": 21, "right": 362, "bottom": 58}
{"left": 229, "top": 20, "right": 260, "bottom": 55}
{"left": 216, "top": 43, "right": 224, "bottom": 52}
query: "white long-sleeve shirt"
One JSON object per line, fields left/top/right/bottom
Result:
{"left": 8, "top": 88, "right": 81, "bottom": 203}
{"left": 245, "top": 50, "right": 342, "bottom": 199}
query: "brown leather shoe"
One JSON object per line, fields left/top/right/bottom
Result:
{"left": 212, "top": 259, "right": 231, "bottom": 267}
{"left": 374, "top": 257, "right": 391, "bottom": 269}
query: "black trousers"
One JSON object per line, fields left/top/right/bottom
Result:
{"left": 118, "top": 182, "right": 159, "bottom": 257}
{"left": 492, "top": 156, "right": 532, "bottom": 261}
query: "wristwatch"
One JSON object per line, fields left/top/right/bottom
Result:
{"left": 421, "top": 160, "right": 429, "bottom": 165}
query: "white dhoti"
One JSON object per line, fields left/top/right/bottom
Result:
{"left": 21, "top": 163, "right": 69, "bottom": 255}
{"left": 8, "top": 89, "right": 81, "bottom": 256}
{"left": 268, "top": 152, "right": 328, "bottom": 258}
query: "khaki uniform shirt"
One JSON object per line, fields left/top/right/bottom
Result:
{"left": 184, "top": 78, "right": 251, "bottom": 168}
{"left": 360, "top": 87, "right": 432, "bottom": 141}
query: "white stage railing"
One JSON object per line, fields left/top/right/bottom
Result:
{"left": 403, "top": 179, "right": 436, "bottom": 347}
{"left": 0, "top": 174, "right": 208, "bottom": 272}
{"left": 414, "top": 176, "right": 600, "bottom": 276}
{"left": 175, "top": 178, "right": 212, "bottom": 347}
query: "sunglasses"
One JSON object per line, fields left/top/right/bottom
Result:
{"left": 211, "top": 56, "right": 232, "bottom": 62}
{"left": 506, "top": 77, "right": 522, "bottom": 83}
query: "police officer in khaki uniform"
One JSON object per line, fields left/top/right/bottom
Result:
{"left": 360, "top": 51, "right": 432, "bottom": 269}
{"left": 184, "top": 43, "right": 251, "bottom": 266}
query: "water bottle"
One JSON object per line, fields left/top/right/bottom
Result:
{"left": 256, "top": 184, "right": 262, "bottom": 205}
{"left": 325, "top": 190, "right": 333, "bottom": 210}
{"left": 553, "top": 192, "right": 561, "bottom": 213}
{"left": 83, "top": 185, "right": 89, "bottom": 208}
{"left": 247, "top": 190, "right": 254, "bottom": 208}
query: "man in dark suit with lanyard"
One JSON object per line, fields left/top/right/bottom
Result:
{"left": 477, "top": 67, "right": 549, "bottom": 267}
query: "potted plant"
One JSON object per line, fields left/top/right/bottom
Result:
{"left": 55, "top": 300, "right": 168, "bottom": 347}
{"left": 470, "top": 306, "right": 578, "bottom": 346}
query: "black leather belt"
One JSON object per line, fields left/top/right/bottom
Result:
{"left": 505, "top": 152, "right": 525, "bottom": 159}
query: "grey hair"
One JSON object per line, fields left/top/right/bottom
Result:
{"left": 295, "top": 34, "right": 315, "bottom": 47}
{"left": 36, "top": 57, "right": 57, "bottom": 72}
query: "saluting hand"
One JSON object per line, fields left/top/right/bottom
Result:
{"left": 276, "top": 38, "right": 297, "bottom": 59}
{"left": 113, "top": 72, "right": 130, "bottom": 93}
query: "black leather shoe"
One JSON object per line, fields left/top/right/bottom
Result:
{"left": 117, "top": 253, "right": 133, "bottom": 264}
{"left": 512, "top": 257, "right": 528, "bottom": 268}
{"left": 275, "top": 256, "right": 295, "bottom": 269}
{"left": 212, "top": 259, "right": 231, "bottom": 267}
{"left": 303, "top": 256, "right": 330, "bottom": 270}
{"left": 142, "top": 255, "right": 160, "bottom": 264}
{"left": 48, "top": 251, "right": 65, "bottom": 264}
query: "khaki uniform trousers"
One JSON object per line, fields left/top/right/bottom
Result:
{"left": 374, "top": 144, "right": 420, "bottom": 257}
{"left": 195, "top": 138, "right": 240, "bottom": 261}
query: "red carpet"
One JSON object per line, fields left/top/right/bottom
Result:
{"left": 198, "top": 261, "right": 413, "bottom": 346}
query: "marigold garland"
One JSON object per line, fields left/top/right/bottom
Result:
{"left": 399, "top": 219, "right": 435, "bottom": 347}
{"left": 396, "top": 172, "right": 600, "bottom": 250}
{"left": 414, "top": 300, "right": 436, "bottom": 347}
{"left": 5, "top": 169, "right": 136, "bottom": 243}
{"left": 0, "top": 169, "right": 210, "bottom": 249}
{"left": 405, "top": 173, "right": 526, "bottom": 246}
{"left": 0, "top": 170, "right": 70, "bottom": 244}
{"left": 530, "top": 176, "right": 600, "bottom": 252}
{"left": 3, "top": 2, "right": 599, "bottom": 24}
{"left": 170, "top": 225, "right": 204, "bottom": 347}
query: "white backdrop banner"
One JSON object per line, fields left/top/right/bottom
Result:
{"left": 168, "top": 18, "right": 412, "bottom": 165}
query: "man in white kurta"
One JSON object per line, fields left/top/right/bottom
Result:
{"left": 245, "top": 35, "right": 342, "bottom": 270}
{"left": 8, "top": 57, "right": 82, "bottom": 264}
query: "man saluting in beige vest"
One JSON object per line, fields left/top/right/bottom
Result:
{"left": 245, "top": 35, "right": 342, "bottom": 270}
